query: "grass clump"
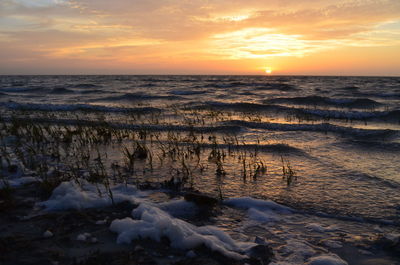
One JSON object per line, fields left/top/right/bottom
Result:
{"left": 281, "top": 156, "right": 297, "bottom": 186}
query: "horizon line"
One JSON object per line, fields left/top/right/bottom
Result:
{"left": 1, "top": 74, "right": 400, "bottom": 78}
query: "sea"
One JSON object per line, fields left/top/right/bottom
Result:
{"left": 1, "top": 75, "right": 399, "bottom": 263}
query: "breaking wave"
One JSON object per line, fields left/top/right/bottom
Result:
{"left": 303, "top": 108, "right": 400, "bottom": 121}
{"left": 223, "top": 120, "right": 397, "bottom": 138}
{"left": 195, "top": 102, "right": 400, "bottom": 122}
{"left": 266, "top": 96, "right": 382, "bottom": 109}
{"left": 98, "top": 93, "right": 182, "bottom": 101}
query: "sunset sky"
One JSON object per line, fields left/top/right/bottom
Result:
{"left": 1, "top": 0, "right": 400, "bottom": 75}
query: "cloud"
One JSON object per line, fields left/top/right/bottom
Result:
{"left": 242, "top": 0, "right": 400, "bottom": 39}
{"left": 0, "top": 0, "right": 399, "bottom": 73}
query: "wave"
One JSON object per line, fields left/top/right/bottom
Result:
{"left": 222, "top": 120, "right": 397, "bottom": 138}
{"left": 358, "top": 92, "right": 400, "bottom": 99}
{"left": 169, "top": 90, "right": 207, "bottom": 96}
{"left": 98, "top": 93, "right": 182, "bottom": 101}
{"left": 339, "top": 86, "right": 359, "bottom": 91}
{"left": 254, "top": 83, "right": 298, "bottom": 91}
{"left": 0, "top": 116, "right": 306, "bottom": 154}
{"left": 10, "top": 82, "right": 27, "bottom": 87}
{"left": 193, "top": 102, "right": 280, "bottom": 112}
{"left": 344, "top": 140, "right": 400, "bottom": 152}
{"left": 266, "top": 96, "right": 382, "bottom": 109}
{"left": 70, "top": 83, "right": 102, "bottom": 89}
{"left": 198, "top": 142, "right": 304, "bottom": 154}
{"left": 0, "top": 86, "right": 44, "bottom": 93}
{"left": 141, "top": 83, "right": 157, "bottom": 87}
{"left": 3, "top": 102, "right": 161, "bottom": 114}
{"left": 50, "top": 87, "right": 75, "bottom": 94}
{"left": 2, "top": 116, "right": 243, "bottom": 134}
{"left": 197, "top": 82, "right": 298, "bottom": 91}
{"left": 303, "top": 108, "right": 400, "bottom": 120}
{"left": 79, "top": 89, "right": 108, "bottom": 94}
{"left": 225, "top": 196, "right": 398, "bottom": 227}
{"left": 236, "top": 91, "right": 257, "bottom": 96}
{"left": 194, "top": 102, "right": 400, "bottom": 122}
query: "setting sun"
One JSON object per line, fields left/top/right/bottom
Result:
{"left": 0, "top": 0, "right": 399, "bottom": 75}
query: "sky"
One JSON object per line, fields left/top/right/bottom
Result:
{"left": 0, "top": 0, "right": 400, "bottom": 75}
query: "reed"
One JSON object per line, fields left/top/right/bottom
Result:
{"left": 281, "top": 156, "right": 297, "bottom": 186}
{"left": 0, "top": 106, "right": 296, "bottom": 201}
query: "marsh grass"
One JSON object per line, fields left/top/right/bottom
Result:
{"left": 281, "top": 156, "right": 297, "bottom": 186}
{"left": 0, "top": 108, "right": 297, "bottom": 201}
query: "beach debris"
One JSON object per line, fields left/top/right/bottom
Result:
{"left": 184, "top": 191, "right": 218, "bottom": 206}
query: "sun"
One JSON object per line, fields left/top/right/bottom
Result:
{"left": 265, "top": 67, "right": 272, "bottom": 74}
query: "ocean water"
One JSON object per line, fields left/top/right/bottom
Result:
{"left": 1, "top": 75, "right": 399, "bottom": 224}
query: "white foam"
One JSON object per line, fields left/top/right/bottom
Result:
{"left": 224, "top": 197, "right": 292, "bottom": 224}
{"left": 76, "top": 232, "right": 96, "bottom": 242}
{"left": 76, "top": 234, "right": 88, "bottom": 241}
{"left": 0, "top": 176, "right": 38, "bottom": 188}
{"left": 40, "top": 181, "right": 258, "bottom": 259}
{"left": 37, "top": 180, "right": 146, "bottom": 211}
{"left": 158, "top": 199, "right": 198, "bottom": 218}
{"left": 110, "top": 203, "right": 256, "bottom": 260}
{"left": 247, "top": 208, "right": 280, "bottom": 223}
{"left": 43, "top": 230, "right": 53, "bottom": 238}
{"left": 224, "top": 197, "right": 292, "bottom": 213}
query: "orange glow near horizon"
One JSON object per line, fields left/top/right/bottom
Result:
{"left": 0, "top": 0, "right": 399, "bottom": 75}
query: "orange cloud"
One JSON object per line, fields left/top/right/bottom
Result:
{"left": 0, "top": 0, "right": 399, "bottom": 75}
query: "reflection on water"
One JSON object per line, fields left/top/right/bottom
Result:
{"left": 0, "top": 75, "right": 399, "bottom": 224}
